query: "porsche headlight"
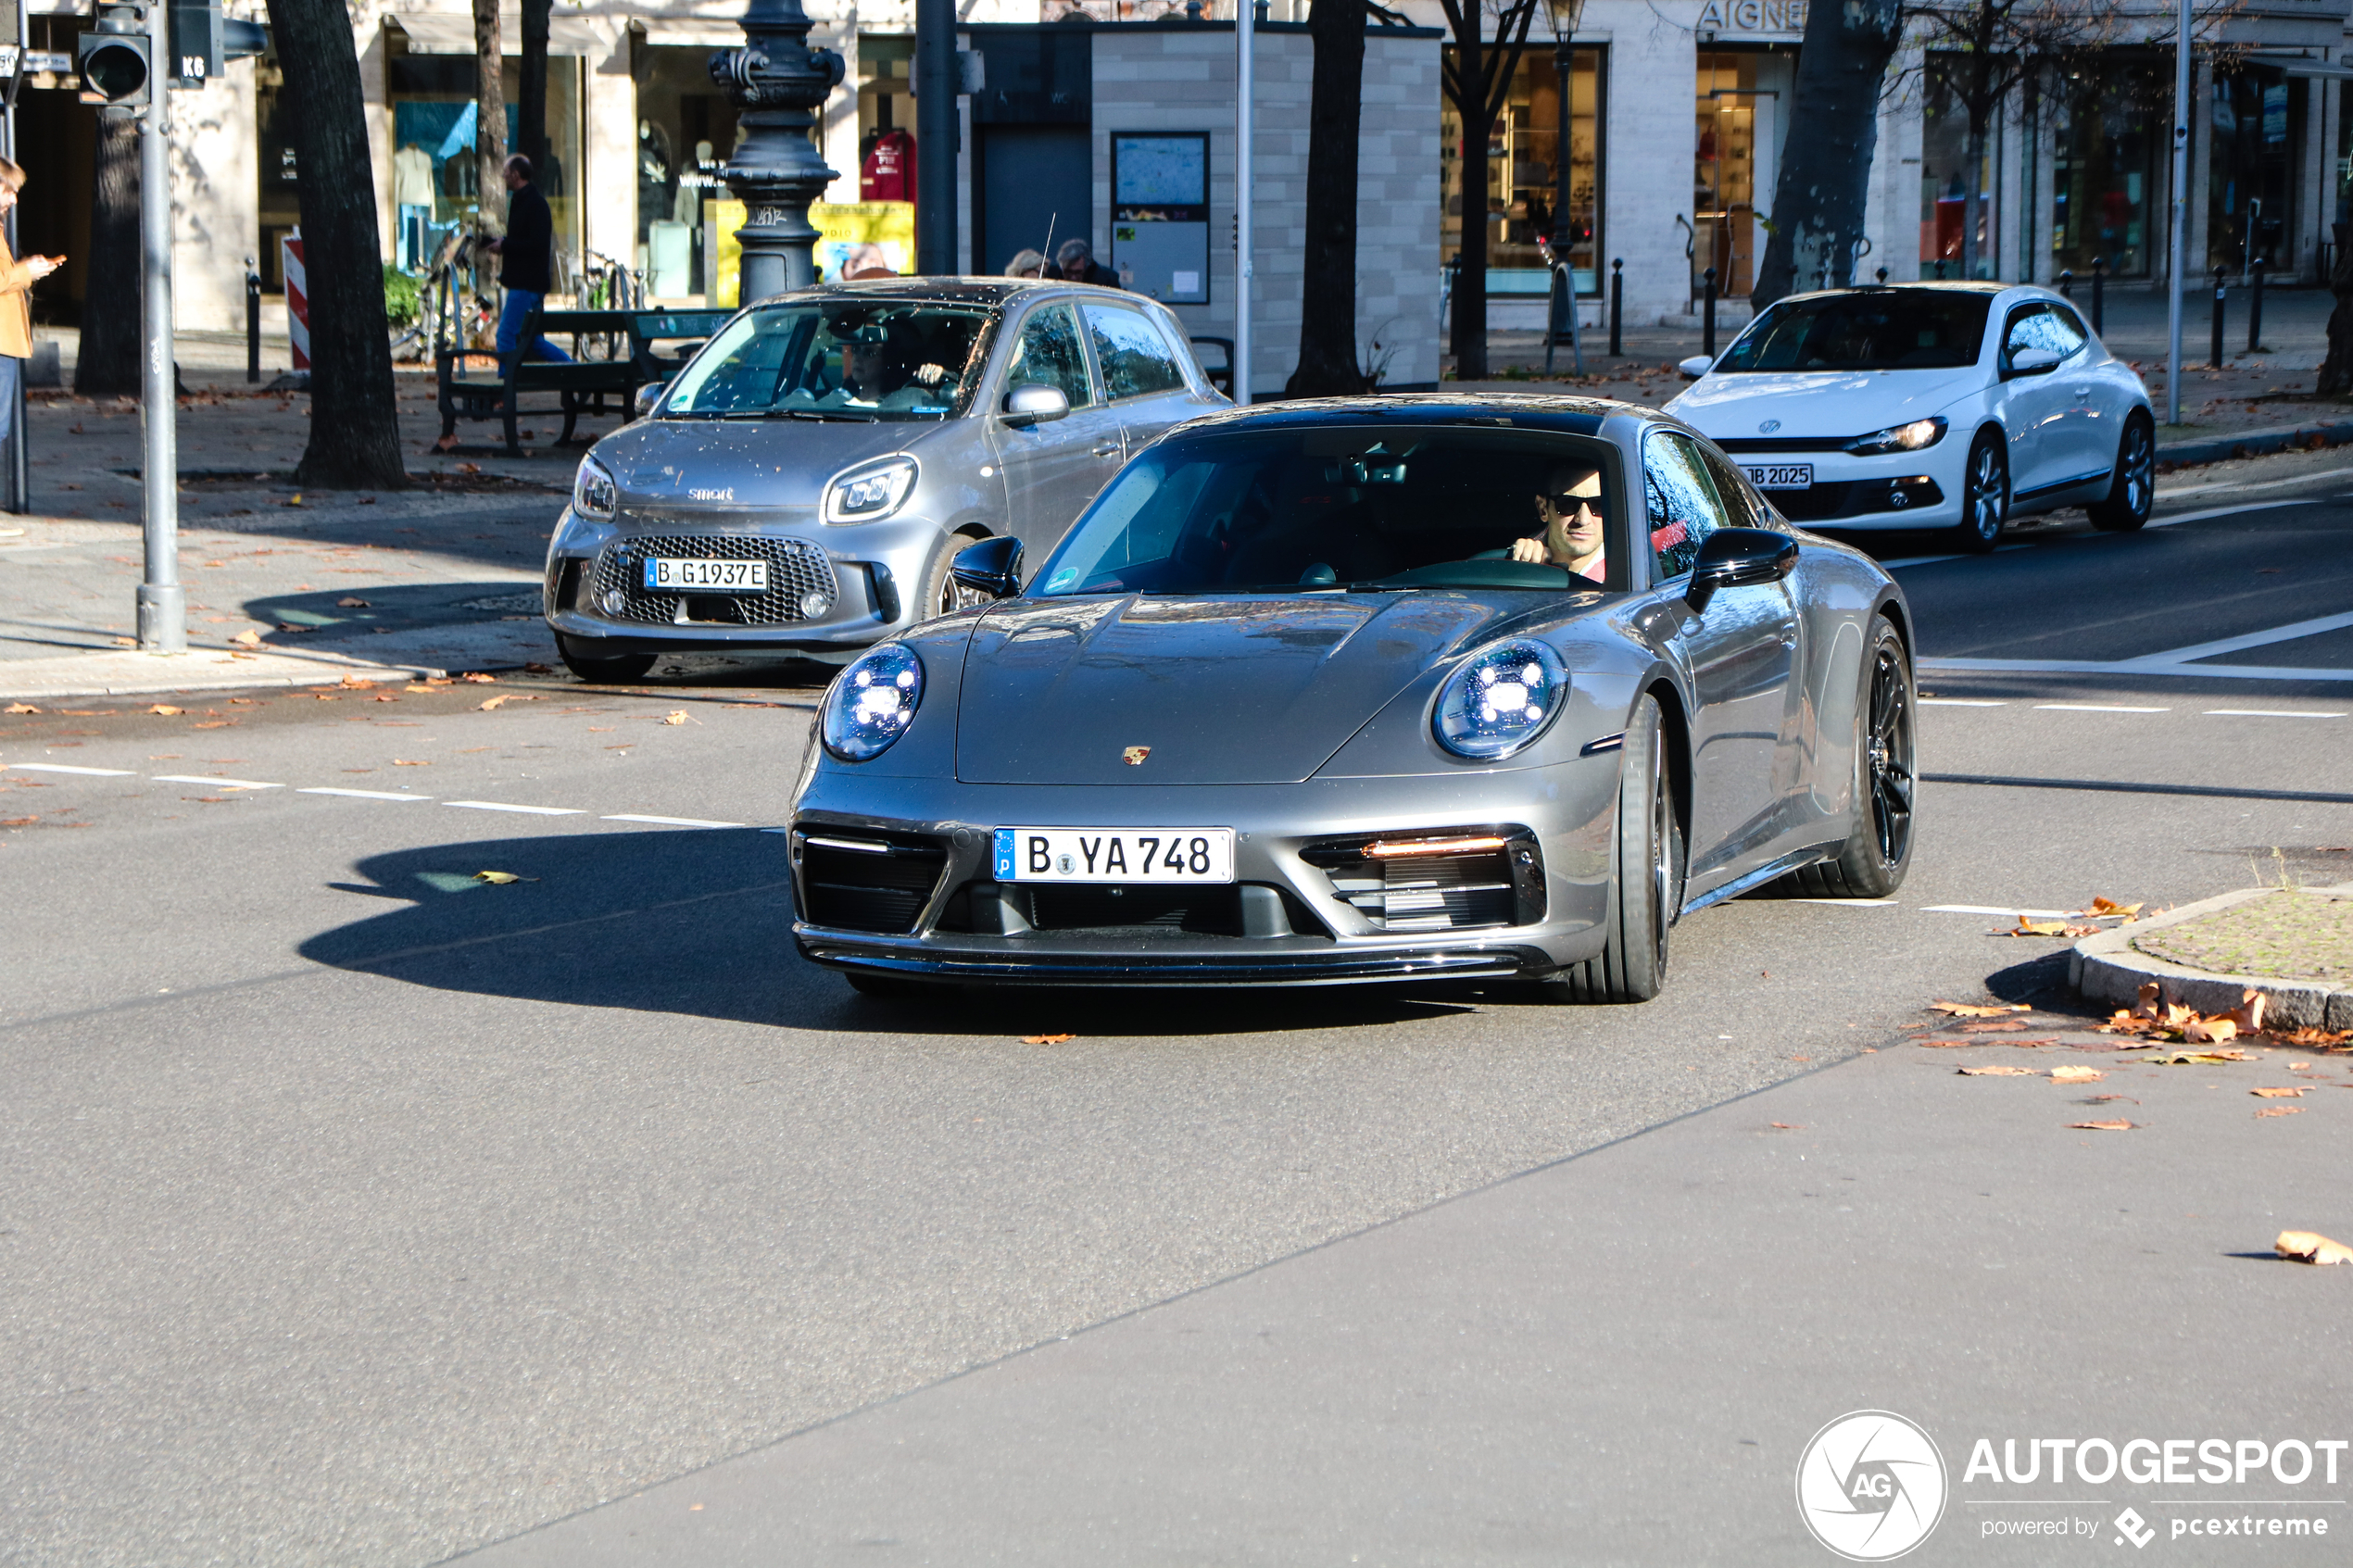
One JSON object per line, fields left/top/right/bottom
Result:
{"left": 1844, "top": 416, "right": 1947, "bottom": 456}
{"left": 823, "top": 643, "right": 925, "bottom": 761}
{"left": 573, "top": 455, "right": 618, "bottom": 521}
{"left": 1434, "top": 639, "right": 1570, "bottom": 760}
{"left": 823, "top": 456, "right": 919, "bottom": 524}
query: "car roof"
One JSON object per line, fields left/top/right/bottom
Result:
{"left": 1157, "top": 392, "right": 1642, "bottom": 438}
{"left": 761, "top": 278, "right": 1149, "bottom": 309}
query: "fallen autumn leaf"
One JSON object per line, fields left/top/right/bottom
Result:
{"left": 2256, "top": 1107, "right": 2303, "bottom": 1119}
{"left": 2275, "top": 1230, "right": 2353, "bottom": 1264}
{"left": 1930, "top": 1001, "right": 2032, "bottom": 1017}
{"left": 1959, "top": 1065, "right": 2034, "bottom": 1076}
{"left": 2050, "top": 1065, "right": 2104, "bottom": 1083}
{"left": 2252, "top": 1085, "right": 2309, "bottom": 1098}
{"left": 4, "top": 703, "right": 38, "bottom": 714}
{"left": 1021, "top": 1033, "right": 1077, "bottom": 1045}
{"left": 2068, "top": 1119, "right": 2136, "bottom": 1131}
{"left": 147, "top": 705, "right": 181, "bottom": 716}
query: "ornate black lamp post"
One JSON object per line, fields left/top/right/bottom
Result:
{"left": 711, "top": 0, "right": 845, "bottom": 303}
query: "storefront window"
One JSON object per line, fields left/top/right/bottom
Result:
{"left": 256, "top": 53, "right": 300, "bottom": 293}
{"left": 384, "top": 34, "right": 585, "bottom": 288}
{"left": 633, "top": 43, "right": 742, "bottom": 302}
{"left": 1919, "top": 62, "right": 1999, "bottom": 279}
{"left": 2049, "top": 59, "right": 2164, "bottom": 280}
{"left": 1441, "top": 45, "right": 1604, "bottom": 295}
{"left": 1693, "top": 52, "right": 1769, "bottom": 296}
{"left": 2208, "top": 64, "right": 2302, "bottom": 275}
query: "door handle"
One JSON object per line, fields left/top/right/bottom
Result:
{"left": 1091, "top": 442, "right": 1121, "bottom": 458}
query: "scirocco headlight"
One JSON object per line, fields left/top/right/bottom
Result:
{"left": 1434, "top": 639, "right": 1570, "bottom": 760}
{"left": 823, "top": 643, "right": 925, "bottom": 761}
{"left": 573, "top": 455, "right": 618, "bottom": 520}
{"left": 1844, "top": 416, "right": 1947, "bottom": 456}
{"left": 823, "top": 456, "right": 919, "bottom": 524}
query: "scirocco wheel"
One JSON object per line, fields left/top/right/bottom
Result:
{"left": 2088, "top": 414, "right": 2155, "bottom": 533}
{"left": 1956, "top": 431, "right": 2008, "bottom": 553}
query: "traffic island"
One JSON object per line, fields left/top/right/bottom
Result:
{"left": 2072, "top": 884, "right": 2353, "bottom": 1030}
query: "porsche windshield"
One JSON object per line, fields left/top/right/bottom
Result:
{"left": 1715, "top": 291, "right": 1992, "bottom": 372}
{"left": 661, "top": 301, "right": 994, "bottom": 420}
{"left": 1034, "top": 425, "right": 1626, "bottom": 596}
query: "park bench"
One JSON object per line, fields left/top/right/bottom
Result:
{"left": 436, "top": 307, "right": 640, "bottom": 457}
{"left": 629, "top": 308, "right": 735, "bottom": 397}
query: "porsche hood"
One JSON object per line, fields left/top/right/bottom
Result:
{"left": 954, "top": 595, "right": 1541, "bottom": 785}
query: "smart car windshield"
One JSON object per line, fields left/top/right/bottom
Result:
{"left": 1714, "top": 290, "right": 1992, "bottom": 372}
{"left": 661, "top": 300, "right": 994, "bottom": 420}
{"left": 1033, "top": 424, "right": 1626, "bottom": 596}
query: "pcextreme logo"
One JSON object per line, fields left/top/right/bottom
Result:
{"left": 1796, "top": 1410, "right": 1950, "bottom": 1561}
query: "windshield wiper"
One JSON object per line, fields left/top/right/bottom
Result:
{"left": 781, "top": 408, "right": 879, "bottom": 422}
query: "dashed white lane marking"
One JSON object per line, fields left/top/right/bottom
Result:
{"left": 1919, "top": 698, "right": 2007, "bottom": 707}
{"left": 3, "top": 762, "right": 136, "bottom": 776}
{"left": 603, "top": 813, "right": 746, "bottom": 829}
{"left": 2203, "top": 709, "right": 2346, "bottom": 719}
{"left": 152, "top": 774, "right": 283, "bottom": 790}
{"left": 298, "top": 787, "right": 433, "bottom": 801}
{"left": 2157, "top": 468, "right": 2353, "bottom": 499}
{"left": 443, "top": 800, "right": 585, "bottom": 816}
{"left": 2032, "top": 703, "right": 2168, "bottom": 713}
{"left": 1923, "top": 904, "right": 2075, "bottom": 917}
{"left": 2146, "top": 498, "right": 2304, "bottom": 529}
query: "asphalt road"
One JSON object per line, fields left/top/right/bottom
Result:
{"left": 3, "top": 477, "right": 2349, "bottom": 1567}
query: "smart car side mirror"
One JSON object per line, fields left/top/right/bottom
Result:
{"left": 632, "top": 383, "right": 664, "bottom": 419}
{"left": 2004, "top": 346, "right": 2064, "bottom": 378}
{"left": 951, "top": 534, "right": 1025, "bottom": 599}
{"left": 1678, "top": 355, "right": 1714, "bottom": 380}
{"left": 1685, "top": 527, "right": 1798, "bottom": 613}
{"left": 1000, "top": 384, "right": 1070, "bottom": 428}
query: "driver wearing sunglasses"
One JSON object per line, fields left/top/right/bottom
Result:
{"left": 1510, "top": 464, "right": 1607, "bottom": 583}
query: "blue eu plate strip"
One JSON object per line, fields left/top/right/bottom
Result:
{"left": 992, "top": 828, "right": 1014, "bottom": 881}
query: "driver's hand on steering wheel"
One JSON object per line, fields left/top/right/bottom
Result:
{"left": 1508, "top": 534, "right": 1550, "bottom": 564}
{"left": 912, "top": 362, "right": 946, "bottom": 386}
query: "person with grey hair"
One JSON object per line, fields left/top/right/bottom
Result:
{"left": 1053, "top": 237, "right": 1120, "bottom": 288}
{"left": 1003, "top": 248, "right": 1047, "bottom": 280}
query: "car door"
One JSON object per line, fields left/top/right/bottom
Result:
{"left": 1646, "top": 429, "right": 1800, "bottom": 893}
{"left": 1080, "top": 298, "right": 1200, "bottom": 455}
{"left": 2043, "top": 302, "right": 2118, "bottom": 487}
{"left": 1994, "top": 303, "right": 2080, "bottom": 502}
{"left": 987, "top": 300, "right": 1130, "bottom": 554}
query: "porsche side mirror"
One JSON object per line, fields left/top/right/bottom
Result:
{"left": 1677, "top": 355, "right": 1715, "bottom": 380}
{"left": 1000, "top": 384, "right": 1070, "bottom": 428}
{"left": 632, "top": 383, "right": 664, "bottom": 419}
{"left": 951, "top": 534, "right": 1025, "bottom": 599}
{"left": 2004, "top": 346, "right": 2064, "bottom": 378}
{"left": 1685, "top": 526, "right": 1798, "bottom": 613}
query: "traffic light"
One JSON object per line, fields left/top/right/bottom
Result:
{"left": 167, "top": 0, "right": 263, "bottom": 87}
{"left": 77, "top": 2, "right": 151, "bottom": 111}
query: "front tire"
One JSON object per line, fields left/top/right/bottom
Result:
{"left": 1785, "top": 619, "right": 1916, "bottom": 898}
{"left": 1541, "top": 694, "right": 1681, "bottom": 1004}
{"left": 2087, "top": 414, "right": 2155, "bottom": 533}
{"left": 912, "top": 535, "right": 990, "bottom": 625}
{"left": 556, "top": 634, "right": 657, "bottom": 684}
{"left": 1955, "top": 431, "right": 2009, "bottom": 554}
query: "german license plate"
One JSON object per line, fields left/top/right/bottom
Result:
{"left": 646, "top": 557, "right": 767, "bottom": 592}
{"left": 1744, "top": 463, "right": 1813, "bottom": 490}
{"left": 994, "top": 827, "right": 1236, "bottom": 884}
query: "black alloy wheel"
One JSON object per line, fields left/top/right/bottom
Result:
{"left": 557, "top": 634, "right": 657, "bottom": 684}
{"left": 2088, "top": 415, "right": 2155, "bottom": 533}
{"left": 1957, "top": 432, "right": 2008, "bottom": 554}
{"left": 1785, "top": 619, "right": 1916, "bottom": 898}
{"left": 1544, "top": 694, "right": 1681, "bottom": 1004}
{"left": 916, "top": 536, "right": 993, "bottom": 624}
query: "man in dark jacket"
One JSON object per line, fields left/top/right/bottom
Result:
{"left": 485, "top": 156, "right": 573, "bottom": 365}
{"left": 1053, "top": 237, "right": 1122, "bottom": 289}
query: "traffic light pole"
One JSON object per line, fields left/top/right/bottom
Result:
{"left": 135, "top": 0, "right": 181, "bottom": 651}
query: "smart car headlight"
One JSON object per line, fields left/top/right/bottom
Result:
{"left": 824, "top": 456, "right": 919, "bottom": 524}
{"left": 823, "top": 642, "right": 925, "bottom": 761}
{"left": 573, "top": 455, "right": 618, "bottom": 521}
{"left": 1844, "top": 416, "right": 1947, "bottom": 456}
{"left": 1434, "top": 639, "right": 1570, "bottom": 760}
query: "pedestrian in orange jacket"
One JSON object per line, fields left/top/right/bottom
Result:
{"left": 0, "top": 157, "right": 66, "bottom": 445}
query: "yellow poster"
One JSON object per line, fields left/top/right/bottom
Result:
{"left": 703, "top": 200, "right": 918, "bottom": 307}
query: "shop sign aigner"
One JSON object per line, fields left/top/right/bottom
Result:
{"left": 1696, "top": 0, "right": 1808, "bottom": 32}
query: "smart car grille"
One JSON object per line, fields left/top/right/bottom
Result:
{"left": 796, "top": 832, "right": 947, "bottom": 934}
{"left": 591, "top": 535, "right": 838, "bottom": 626}
{"left": 1024, "top": 884, "right": 1244, "bottom": 937}
{"left": 1302, "top": 829, "right": 1545, "bottom": 933}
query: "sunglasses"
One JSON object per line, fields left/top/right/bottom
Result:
{"left": 1544, "top": 492, "right": 1600, "bottom": 511}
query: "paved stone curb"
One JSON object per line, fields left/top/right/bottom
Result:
{"left": 2071, "top": 884, "right": 2353, "bottom": 1030}
{"left": 0, "top": 647, "right": 447, "bottom": 701}
{"left": 2156, "top": 418, "right": 2353, "bottom": 469}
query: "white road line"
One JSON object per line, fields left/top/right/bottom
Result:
{"left": 2032, "top": 703, "right": 2169, "bottom": 713}
{"left": 443, "top": 800, "right": 585, "bottom": 816}
{"left": 298, "top": 787, "right": 434, "bottom": 801}
{"left": 1923, "top": 904, "right": 2075, "bottom": 917}
{"left": 1, "top": 762, "right": 136, "bottom": 776}
{"left": 2203, "top": 709, "right": 2346, "bottom": 719}
{"left": 2145, "top": 498, "right": 2303, "bottom": 529}
{"left": 1920, "top": 657, "right": 2353, "bottom": 682}
{"left": 1882, "top": 544, "right": 2033, "bottom": 570}
{"left": 152, "top": 774, "right": 283, "bottom": 790}
{"left": 761, "top": 826, "right": 794, "bottom": 834}
{"left": 603, "top": 813, "right": 746, "bottom": 828}
{"left": 2141, "top": 608, "right": 2353, "bottom": 665}
{"left": 1919, "top": 698, "right": 2007, "bottom": 707}
{"left": 2155, "top": 464, "right": 2353, "bottom": 499}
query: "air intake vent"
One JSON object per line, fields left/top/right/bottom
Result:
{"left": 1025, "top": 884, "right": 1243, "bottom": 937}
{"left": 796, "top": 833, "right": 947, "bottom": 934}
{"left": 1302, "top": 828, "right": 1545, "bottom": 932}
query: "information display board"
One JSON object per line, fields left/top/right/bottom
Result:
{"left": 1109, "top": 132, "right": 1210, "bottom": 306}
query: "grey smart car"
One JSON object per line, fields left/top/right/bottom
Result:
{"left": 543, "top": 279, "right": 1226, "bottom": 682}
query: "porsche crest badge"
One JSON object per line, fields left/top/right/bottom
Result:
{"left": 1122, "top": 746, "right": 1151, "bottom": 766}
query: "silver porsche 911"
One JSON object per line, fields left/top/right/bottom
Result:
{"left": 786, "top": 395, "right": 1918, "bottom": 1002}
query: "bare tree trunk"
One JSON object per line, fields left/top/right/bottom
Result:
{"left": 518, "top": 0, "right": 551, "bottom": 177}
{"left": 474, "top": 0, "right": 507, "bottom": 234}
{"left": 2317, "top": 220, "right": 2353, "bottom": 395}
{"left": 1752, "top": 0, "right": 1900, "bottom": 307}
{"left": 1290, "top": 0, "right": 1367, "bottom": 396}
{"left": 74, "top": 117, "right": 141, "bottom": 397}
{"left": 1961, "top": 119, "right": 1986, "bottom": 280}
{"left": 261, "top": 0, "right": 408, "bottom": 488}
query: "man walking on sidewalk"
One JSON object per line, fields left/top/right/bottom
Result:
{"left": 0, "top": 158, "right": 64, "bottom": 446}
{"left": 484, "top": 155, "right": 572, "bottom": 367}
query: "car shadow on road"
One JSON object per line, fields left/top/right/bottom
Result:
{"left": 298, "top": 828, "right": 1476, "bottom": 1036}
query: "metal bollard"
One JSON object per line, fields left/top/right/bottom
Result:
{"left": 2058, "top": 269, "right": 2073, "bottom": 299}
{"left": 245, "top": 258, "right": 261, "bottom": 383}
{"left": 2248, "top": 256, "right": 2266, "bottom": 353}
{"left": 2091, "top": 257, "right": 2106, "bottom": 335}
{"left": 1703, "top": 266, "right": 1718, "bottom": 358}
{"left": 2210, "top": 266, "right": 2226, "bottom": 370}
{"left": 1609, "top": 257, "right": 1623, "bottom": 358}
{"left": 1876, "top": 267, "right": 1889, "bottom": 284}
